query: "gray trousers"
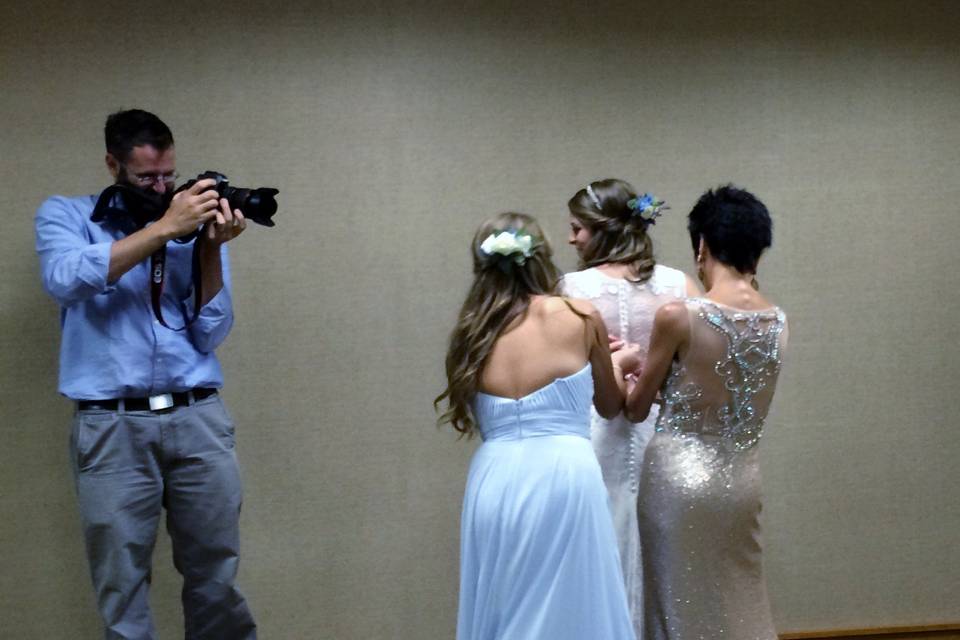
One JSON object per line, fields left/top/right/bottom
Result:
{"left": 70, "top": 394, "right": 257, "bottom": 640}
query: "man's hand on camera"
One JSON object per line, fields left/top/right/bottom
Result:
{"left": 195, "top": 197, "right": 244, "bottom": 304}
{"left": 156, "top": 179, "right": 220, "bottom": 240}
{"left": 205, "top": 197, "right": 247, "bottom": 245}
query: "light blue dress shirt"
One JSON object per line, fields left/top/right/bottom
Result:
{"left": 35, "top": 193, "right": 233, "bottom": 400}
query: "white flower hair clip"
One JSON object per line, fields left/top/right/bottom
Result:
{"left": 480, "top": 228, "right": 537, "bottom": 272}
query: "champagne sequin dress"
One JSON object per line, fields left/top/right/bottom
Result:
{"left": 561, "top": 265, "right": 686, "bottom": 635}
{"left": 640, "top": 298, "right": 788, "bottom": 640}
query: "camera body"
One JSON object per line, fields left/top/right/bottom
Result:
{"left": 180, "top": 171, "right": 279, "bottom": 227}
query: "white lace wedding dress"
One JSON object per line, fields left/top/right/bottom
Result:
{"left": 560, "top": 265, "right": 686, "bottom": 636}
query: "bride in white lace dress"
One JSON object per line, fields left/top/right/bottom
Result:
{"left": 560, "top": 179, "right": 699, "bottom": 635}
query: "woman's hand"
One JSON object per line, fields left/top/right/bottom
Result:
{"left": 624, "top": 302, "right": 688, "bottom": 422}
{"left": 611, "top": 343, "right": 642, "bottom": 376}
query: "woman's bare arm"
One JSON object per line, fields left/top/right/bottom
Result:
{"left": 624, "top": 302, "right": 688, "bottom": 422}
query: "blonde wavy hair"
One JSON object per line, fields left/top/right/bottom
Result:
{"left": 435, "top": 212, "right": 563, "bottom": 437}
{"left": 569, "top": 178, "right": 657, "bottom": 283}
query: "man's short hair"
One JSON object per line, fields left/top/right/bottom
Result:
{"left": 104, "top": 109, "right": 174, "bottom": 163}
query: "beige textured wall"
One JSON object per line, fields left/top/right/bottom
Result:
{"left": 1, "top": 1, "right": 958, "bottom": 637}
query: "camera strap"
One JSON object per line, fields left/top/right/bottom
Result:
{"left": 150, "top": 240, "right": 203, "bottom": 331}
{"left": 91, "top": 185, "right": 201, "bottom": 331}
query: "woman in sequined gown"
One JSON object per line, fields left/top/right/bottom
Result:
{"left": 436, "top": 212, "right": 639, "bottom": 640}
{"left": 624, "top": 186, "right": 788, "bottom": 640}
{"left": 560, "top": 179, "right": 699, "bottom": 635}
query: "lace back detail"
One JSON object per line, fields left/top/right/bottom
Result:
{"left": 560, "top": 265, "right": 687, "bottom": 361}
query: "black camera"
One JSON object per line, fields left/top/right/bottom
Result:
{"left": 179, "top": 171, "right": 279, "bottom": 227}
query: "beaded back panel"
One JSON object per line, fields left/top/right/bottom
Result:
{"left": 656, "top": 299, "right": 787, "bottom": 451}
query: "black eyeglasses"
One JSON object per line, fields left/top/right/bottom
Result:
{"left": 124, "top": 169, "right": 179, "bottom": 187}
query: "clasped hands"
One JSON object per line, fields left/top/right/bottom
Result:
{"left": 609, "top": 334, "right": 643, "bottom": 395}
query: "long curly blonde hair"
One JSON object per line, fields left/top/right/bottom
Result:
{"left": 569, "top": 178, "right": 657, "bottom": 283}
{"left": 435, "top": 212, "right": 562, "bottom": 437}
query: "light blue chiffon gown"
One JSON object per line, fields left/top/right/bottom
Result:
{"left": 457, "top": 363, "right": 636, "bottom": 640}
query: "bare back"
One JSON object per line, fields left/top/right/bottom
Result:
{"left": 480, "top": 296, "right": 592, "bottom": 400}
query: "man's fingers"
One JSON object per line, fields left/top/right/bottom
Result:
{"left": 191, "top": 195, "right": 219, "bottom": 214}
{"left": 219, "top": 198, "right": 234, "bottom": 225}
{"left": 188, "top": 178, "right": 217, "bottom": 195}
{"left": 197, "top": 190, "right": 220, "bottom": 205}
{"left": 201, "top": 208, "right": 246, "bottom": 244}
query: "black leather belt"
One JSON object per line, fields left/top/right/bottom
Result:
{"left": 77, "top": 388, "right": 218, "bottom": 412}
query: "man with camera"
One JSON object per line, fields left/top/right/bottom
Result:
{"left": 35, "top": 109, "right": 257, "bottom": 639}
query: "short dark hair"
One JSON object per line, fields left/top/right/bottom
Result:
{"left": 104, "top": 109, "right": 174, "bottom": 163}
{"left": 688, "top": 185, "right": 772, "bottom": 274}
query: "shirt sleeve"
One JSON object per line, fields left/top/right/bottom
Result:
{"left": 187, "top": 243, "right": 234, "bottom": 354}
{"left": 35, "top": 196, "right": 112, "bottom": 307}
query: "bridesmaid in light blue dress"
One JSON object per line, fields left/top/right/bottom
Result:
{"left": 436, "top": 212, "right": 638, "bottom": 640}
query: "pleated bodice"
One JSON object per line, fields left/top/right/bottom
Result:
{"left": 473, "top": 364, "right": 593, "bottom": 442}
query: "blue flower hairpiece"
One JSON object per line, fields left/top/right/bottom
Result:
{"left": 627, "top": 192, "right": 668, "bottom": 227}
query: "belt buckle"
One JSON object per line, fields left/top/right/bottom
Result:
{"left": 148, "top": 393, "right": 175, "bottom": 411}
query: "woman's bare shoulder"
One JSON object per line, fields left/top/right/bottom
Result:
{"left": 551, "top": 295, "right": 596, "bottom": 316}
{"left": 546, "top": 297, "right": 610, "bottom": 341}
{"left": 653, "top": 300, "right": 690, "bottom": 339}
